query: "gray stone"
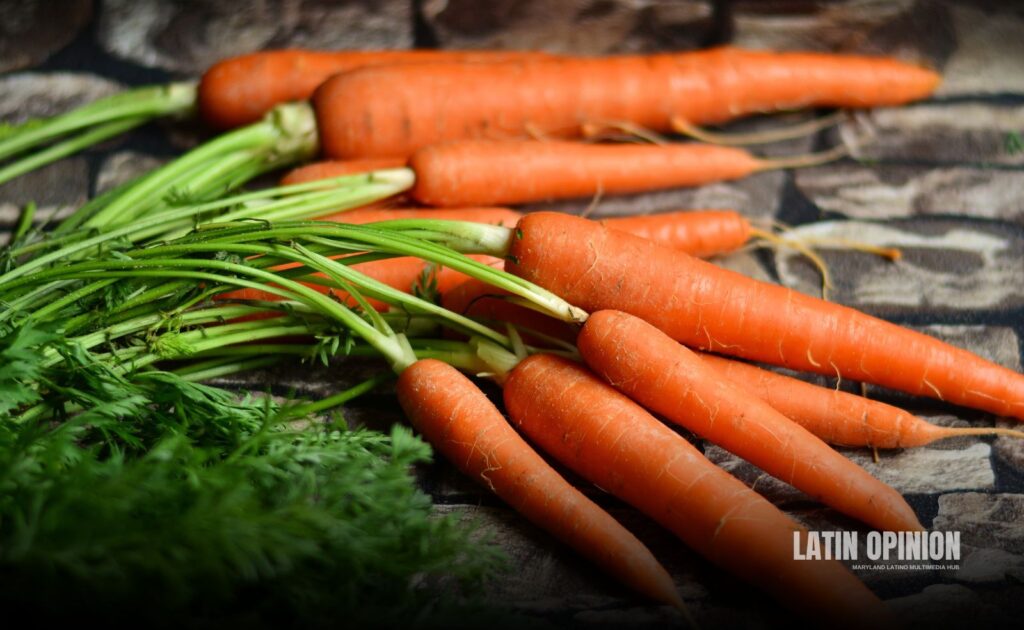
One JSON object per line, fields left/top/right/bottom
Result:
{"left": 836, "top": 104, "right": 1024, "bottom": 165}
{"left": 994, "top": 419, "right": 1024, "bottom": 473}
{"left": 523, "top": 170, "right": 786, "bottom": 223}
{"left": 773, "top": 220, "right": 1024, "bottom": 314}
{"left": 421, "top": 0, "right": 714, "bottom": 54}
{"left": 954, "top": 547, "right": 1024, "bottom": 584}
{"left": 98, "top": 0, "right": 412, "bottom": 74}
{"left": 94, "top": 151, "right": 167, "bottom": 195}
{"left": 0, "top": 72, "right": 122, "bottom": 124}
{"left": 794, "top": 164, "right": 1024, "bottom": 222}
{"left": 843, "top": 443, "right": 995, "bottom": 494}
{"left": 0, "top": 157, "right": 90, "bottom": 229}
{"left": 732, "top": 0, "right": 919, "bottom": 53}
{"left": 935, "top": 2, "right": 1024, "bottom": 96}
{"left": 933, "top": 493, "right": 1024, "bottom": 554}
{"left": 434, "top": 504, "right": 649, "bottom": 609}
{"left": 0, "top": 0, "right": 93, "bottom": 73}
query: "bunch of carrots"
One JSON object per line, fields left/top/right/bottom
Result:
{"left": 8, "top": 42, "right": 1023, "bottom": 628}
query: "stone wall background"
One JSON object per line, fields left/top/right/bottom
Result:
{"left": 2, "top": 1, "right": 1023, "bottom": 627}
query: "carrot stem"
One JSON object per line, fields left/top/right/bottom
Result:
{"left": 0, "top": 82, "right": 197, "bottom": 162}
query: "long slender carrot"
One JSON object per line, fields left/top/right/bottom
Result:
{"left": 698, "top": 352, "right": 1024, "bottom": 448}
{"left": 504, "top": 354, "right": 894, "bottom": 626}
{"left": 318, "top": 206, "right": 524, "bottom": 228}
{"left": 577, "top": 309, "right": 922, "bottom": 531}
{"left": 198, "top": 49, "right": 553, "bottom": 129}
{"left": 280, "top": 159, "right": 753, "bottom": 256}
{"left": 313, "top": 47, "right": 940, "bottom": 159}
{"left": 397, "top": 358, "right": 684, "bottom": 609}
{"left": 215, "top": 253, "right": 500, "bottom": 309}
{"left": 504, "top": 212, "right": 1024, "bottom": 421}
{"left": 407, "top": 140, "right": 813, "bottom": 207}
{"left": 281, "top": 158, "right": 409, "bottom": 185}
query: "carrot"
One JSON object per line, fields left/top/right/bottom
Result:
{"left": 396, "top": 358, "right": 684, "bottom": 609}
{"left": 408, "top": 140, "right": 797, "bottom": 207}
{"left": 215, "top": 254, "right": 499, "bottom": 309}
{"left": 198, "top": 49, "right": 553, "bottom": 129}
{"left": 313, "top": 47, "right": 940, "bottom": 159}
{"left": 503, "top": 354, "right": 894, "bottom": 627}
{"left": 698, "top": 352, "right": 1024, "bottom": 448}
{"left": 578, "top": 309, "right": 922, "bottom": 531}
{"left": 319, "top": 206, "right": 524, "bottom": 228}
{"left": 504, "top": 212, "right": 1024, "bottom": 421}
{"left": 281, "top": 159, "right": 753, "bottom": 256}
{"left": 281, "top": 158, "right": 408, "bottom": 185}
{"left": 440, "top": 276, "right": 579, "bottom": 344}
{"left": 601, "top": 210, "right": 751, "bottom": 259}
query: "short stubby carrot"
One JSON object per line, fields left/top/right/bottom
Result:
{"left": 577, "top": 310, "right": 922, "bottom": 531}
{"left": 408, "top": 140, "right": 762, "bottom": 207}
{"left": 199, "top": 48, "right": 553, "bottom": 129}
{"left": 504, "top": 212, "right": 1024, "bottom": 421}
{"left": 396, "top": 359, "right": 684, "bottom": 608}
{"left": 699, "top": 352, "right": 1024, "bottom": 448}
{"left": 313, "top": 47, "right": 940, "bottom": 158}
{"left": 504, "top": 354, "right": 894, "bottom": 627}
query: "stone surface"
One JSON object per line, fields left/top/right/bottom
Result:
{"left": 845, "top": 443, "right": 995, "bottom": 494}
{"left": 94, "top": 151, "right": 167, "bottom": 195}
{"left": 933, "top": 493, "right": 1024, "bottom": 554}
{"left": 732, "top": 0, "right": 921, "bottom": 55}
{"left": 935, "top": 1, "right": 1024, "bottom": 96}
{"left": 994, "top": 418, "right": 1024, "bottom": 473}
{"left": 773, "top": 220, "right": 1024, "bottom": 314}
{"left": 98, "top": 0, "right": 413, "bottom": 74}
{"left": 954, "top": 546, "right": 1024, "bottom": 584}
{"left": 0, "top": 72, "right": 122, "bottom": 124}
{"left": 421, "top": 0, "right": 714, "bottom": 54}
{"left": 835, "top": 103, "right": 1024, "bottom": 165}
{"left": 524, "top": 170, "right": 786, "bottom": 223}
{"left": 0, "top": 157, "right": 90, "bottom": 228}
{"left": 794, "top": 163, "right": 1024, "bottom": 221}
{"left": 0, "top": 0, "right": 93, "bottom": 73}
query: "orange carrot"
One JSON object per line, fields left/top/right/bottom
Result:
{"left": 397, "top": 358, "right": 684, "bottom": 609}
{"left": 313, "top": 47, "right": 940, "bottom": 159}
{"left": 504, "top": 354, "right": 894, "bottom": 626}
{"left": 198, "top": 48, "right": 552, "bottom": 129}
{"left": 440, "top": 276, "right": 579, "bottom": 344}
{"left": 601, "top": 210, "right": 751, "bottom": 258}
{"left": 699, "top": 352, "right": 1024, "bottom": 448}
{"left": 215, "top": 254, "right": 498, "bottom": 308}
{"left": 281, "top": 158, "right": 408, "bottom": 185}
{"left": 318, "top": 206, "right": 524, "bottom": 228}
{"left": 578, "top": 310, "right": 922, "bottom": 531}
{"left": 408, "top": 140, "right": 767, "bottom": 207}
{"left": 281, "top": 159, "right": 753, "bottom": 256}
{"left": 505, "top": 212, "right": 1024, "bottom": 421}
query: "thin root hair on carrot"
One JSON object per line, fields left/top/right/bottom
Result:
{"left": 670, "top": 110, "right": 847, "bottom": 146}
